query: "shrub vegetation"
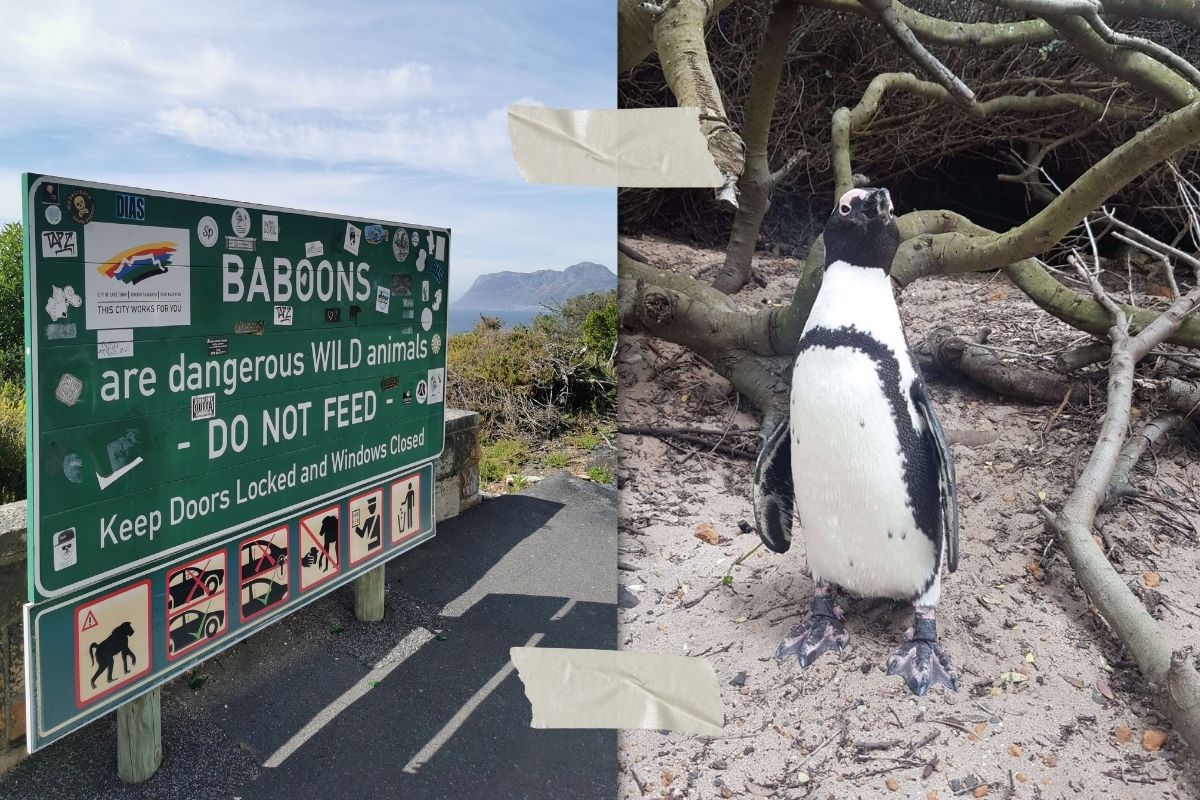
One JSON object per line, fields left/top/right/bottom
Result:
{"left": 0, "top": 223, "right": 23, "bottom": 501}
{"left": 447, "top": 290, "right": 617, "bottom": 441}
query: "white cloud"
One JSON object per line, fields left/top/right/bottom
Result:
{"left": 152, "top": 103, "right": 522, "bottom": 180}
{"left": 0, "top": 3, "right": 435, "bottom": 114}
{"left": 0, "top": 1, "right": 615, "bottom": 292}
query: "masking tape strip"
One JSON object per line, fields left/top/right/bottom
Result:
{"left": 510, "top": 647, "right": 724, "bottom": 736}
{"left": 507, "top": 105, "right": 725, "bottom": 188}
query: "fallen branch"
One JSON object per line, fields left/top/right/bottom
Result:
{"left": 1044, "top": 244, "right": 1200, "bottom": 751}
{"left": 619, "top": 249, "right": 790, "bottom": 414}
{"left": 618, "top": 424, "right": 758, "bottom": 459}
{"left": 1057, "top": 341, "right": 1111, "bottom": 370}
{"left": 1167, "top": 377, "right": 1200, "bottom": 414}
{"left": 1104, "top": 412, "right": 1188, "bottom": 506}
{"left": 925, "top": 326, "right": 1088, "bottom": 405}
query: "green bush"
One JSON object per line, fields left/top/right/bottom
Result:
{"left": 572, "top": 432, "right": 601, "bottom": 450}
{"left": 480, "top": 438, "right": 529, "bottom": 483}
{"left": 582, "top": 304, "right": 617, "bottom": 361}
{"left": 447, "top": 294, "right": 616, "bottom": 439}
{"left": 543, "top": 451, "right": 570, "bottom": 468}
{"left": 0, "top": 380, "right": 25, "bottom": 503}
{"left": 0, "top": 224, "right": 25, "bottom": 503}
{"left": 587, "top": 465, "right": 613, "bottom": 484}
{"left": 0, "top": 223, "right": 24, "bottom": 384}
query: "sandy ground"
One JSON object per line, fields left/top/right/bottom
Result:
{"left": 616, "top": 238, "right": 1200, "bottom": 800}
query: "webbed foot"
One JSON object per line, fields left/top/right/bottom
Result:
{"left": 886, "top": 609, "right": 958, "bottom": 695}
{"left": 776, "top": 590, "right": 848, "bottom": 667}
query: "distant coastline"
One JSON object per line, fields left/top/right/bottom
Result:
{"left": 448, "top": 307, "right": 540, "bottom": 334}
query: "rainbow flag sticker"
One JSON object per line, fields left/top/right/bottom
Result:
{"left": 97, "top": 241, "right": 177, "bottom": 284}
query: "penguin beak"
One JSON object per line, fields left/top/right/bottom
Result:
{"left": 862, "top": 188, "right": 893, "bottom": 222}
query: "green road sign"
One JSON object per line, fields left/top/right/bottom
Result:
{"left": 25, "top": 461, "right": 435, "bottom": 751}
{"left": 21, "top": 174, "right": 449, "bottom": 750}
{"left": 23, "top": 174, "right": 449, "bottom": 600}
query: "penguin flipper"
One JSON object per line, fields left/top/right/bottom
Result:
{"left": 753, "top": 411, "right": 794, "bottom": 553}
{"left": 911, "top": 377, "right": 958, "bottom": 572}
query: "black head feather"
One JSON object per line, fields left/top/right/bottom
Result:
{"left": 823, "top": 187, "right": 901, "bottom": 273}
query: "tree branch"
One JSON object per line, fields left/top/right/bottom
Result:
{"left": 619, "top": 250, "right": 787, "bottom": 412}
{"left": 1081, "top": 9, "right": 1200, "bottom": 90}
{"left": 800, "top": 0, "right": 1057, "bottom": 47}
{"left": 648, "top": 0, "right": 747, "bottom": 193}
{"left": 618, "top": 0, "right": 740, "bottom": 73}
{"left": 831, "top": 71, "right": 1145, "bottom": 204}
{"left": 889, "top": 207, "right": 1200, "bottom": 348}
{"left": 714, "top": 0, "right": 804, "bottom": 294}
{"left": 856, "top": 0, "right": 977, "bottom": 107}
{"left": 906, "top": 99, "right": 1200, "bottom": 273}
{"left": 1045, "top": 12, "right": 1198, "bottom": 108}
{"left": 1046, "top": 246, "right": 1200, "bottom": 753}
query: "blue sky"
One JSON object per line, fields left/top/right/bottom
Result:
{"left": 0, "top": 0, "right": 615, "bottom": 299}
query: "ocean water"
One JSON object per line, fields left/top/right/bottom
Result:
{"left": 447, "top": 307, "right": 541, "bottom": 334}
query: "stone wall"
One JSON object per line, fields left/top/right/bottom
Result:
{"left": 0, "top": 409, "right": 480, "bottom": 774}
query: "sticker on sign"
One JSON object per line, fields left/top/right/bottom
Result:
{"left": 191, "top": 393, "right": 217, "bottom": 421}
{"left": 83, "top": 222, "right": 191, "bottom": 330}
{"left": 41, "top": 230, "right": 77, "bottom": 258}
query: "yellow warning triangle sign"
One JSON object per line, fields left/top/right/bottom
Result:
{"left": 81, "top": 610, "right": 98, "bottom": 631}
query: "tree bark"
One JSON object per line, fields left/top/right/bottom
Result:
{"left": 618, "top": 0, "right": 740, "bottom": 73}
{"left": 714, "top": 0, "right": 803, "bottom": 294}
{"left": 651, "top": 0, "right": 746, "bottom": 192}
{"left": 620, "top": 249, "right": 789, "bottom": 412}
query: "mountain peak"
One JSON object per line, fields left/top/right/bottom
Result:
{"left": 456, "top": 262, "right": 615, "bottom": 311}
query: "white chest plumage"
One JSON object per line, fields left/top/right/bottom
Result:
{"left": 789, "top": 261, "right": 939, "bottom": 602}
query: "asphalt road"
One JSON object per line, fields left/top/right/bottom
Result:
{"left": 0, "top": 473, "right": 617, "bottom": 800}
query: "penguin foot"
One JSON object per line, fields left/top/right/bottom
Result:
{"left": 886, "top": 610, "right": 959, "bottom": 696}
{"left": 776, "top": 592, "right": 848, "bottom": 667}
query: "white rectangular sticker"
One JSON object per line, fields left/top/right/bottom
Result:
{"left": 435, "top": 234, "right": 445, "bottom": 261}
{"left": 41, "top": 230, "right": 78, "bottom": 258}
{"left": 305, "top": 240, "right": 324, "bottom": 258}
{"left": 83, "top": 223, "right": 191, "bottom": 330}
{"left": 427, "top": 367, "right": 445, "bottom": 404}
{"left": 274, "top": 305, "right": 293, "bottom": 326}
{"left": 52, "top": 528, "right": 77, "bottom": 571}
{"left": 262, "top": 214, "right": 279, "bottom": 242}
{"left": 375, "top": 286, "right": 391, "bottom": 314}
{"left": 96, "top": 328, "right": 134, "bottom": 359}
{"left": 191, "top": 392, "right": 216, "bottom": 421}
{"left": 344, "top": 223, "right": 362, "bottom": 256}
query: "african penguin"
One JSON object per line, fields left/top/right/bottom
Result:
{"left": 752, "top": 186, "right": 960, "bottom": 695}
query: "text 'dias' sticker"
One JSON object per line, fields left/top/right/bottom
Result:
{"left": 507, "top": 105, "right": 724, "bottom": 188}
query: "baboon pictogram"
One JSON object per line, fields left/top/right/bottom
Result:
{"left": 89, "top": 621, "right": 137, "bottom": 688}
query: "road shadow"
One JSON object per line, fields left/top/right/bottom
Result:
{"left": 0, "top": 474, "right": 617, "bottom": 800}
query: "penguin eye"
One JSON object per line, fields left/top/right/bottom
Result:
{"left": 838, "top": 203, "right": 851, "bottom": 215}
